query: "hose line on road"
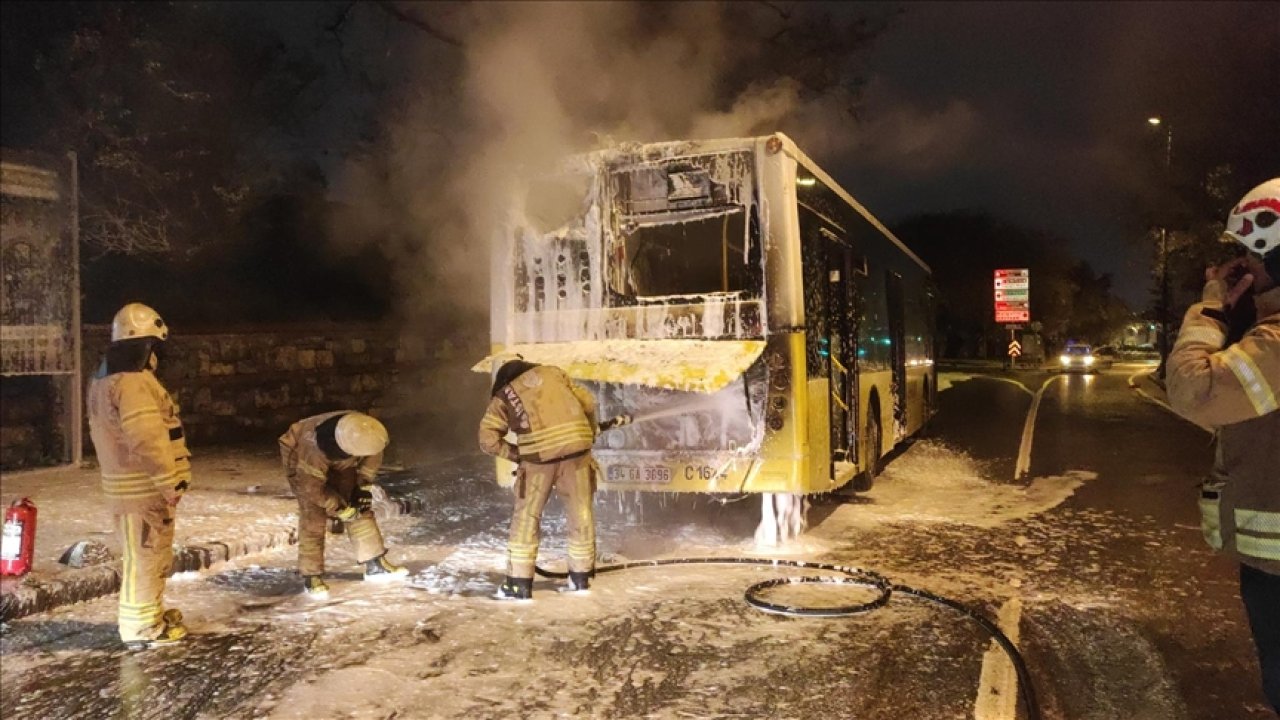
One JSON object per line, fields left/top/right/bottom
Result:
{"left": 536, "top": 557, "right": 1040, "bottom": 720}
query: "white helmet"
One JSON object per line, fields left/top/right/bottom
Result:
{"left": 1225, "top": 178, "right": 1280, "bottom": 258}
{"left": 335, "top": 413, "right": 389, "bottom": 457}
{"left": 111, "top": 303, "right": 169, "bottom": 342}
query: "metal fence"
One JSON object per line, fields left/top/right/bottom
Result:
{"left": 1, "top": 150, "right": 82, "bottom": 467}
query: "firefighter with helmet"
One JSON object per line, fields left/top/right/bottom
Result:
{"left": 1168, "top": 177, "right": 1280, "bottom": 712}
{"left": 87, "top": 303, "right": 191, "bottom": 649}
{"left": 279, "top": 411, "right": 408, "bottom": 598}
{"left": 479, "top": 358, "right": 599, "bottom": 600}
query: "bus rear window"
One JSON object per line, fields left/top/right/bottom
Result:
{"left": 623, "top": 209, "right": 749, "bottom": 297}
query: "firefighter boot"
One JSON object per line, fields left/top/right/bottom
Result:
{"left": 564, "top": 570, "right": 592, "bottom": 593}
{"left": 495, "top": 576, "right": 533, "bottom": 601}
{"left": 363, "top": 554, "right": 408, "bottom": 582}
{"left": 303, "top": 575, "right": 330, "bottom": 600}
{"left": 124, "top": 620, "right": 188, "bottom": 651}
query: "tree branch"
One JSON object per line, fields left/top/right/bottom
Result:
{"left": 375, "top": 1, "right": 463, "bottom": 48}
{"left": 754, "top": 1, "right": 792, "bottom": 21}
{"left": 325, "top": 1, "right": 357, "bottom": 35}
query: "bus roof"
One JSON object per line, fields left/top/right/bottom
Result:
{"left": 774, "top": 133, "right": 932, "bottom": 275}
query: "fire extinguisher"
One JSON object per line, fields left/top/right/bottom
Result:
{"left": 0, "top": 498, "right": 37, "bottom": 577}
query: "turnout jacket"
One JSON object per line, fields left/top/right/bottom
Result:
{"left": 87, "top": 366, "right": 191, "bottom": 513}
{"left": 1168, "top": 285, "right": 1280, "bottom": 575}
{"left": 278, "top": 411, "right": 381, "bottom": 515}
{"left": 479, "top": 365, "right": 598, "bottom": 464}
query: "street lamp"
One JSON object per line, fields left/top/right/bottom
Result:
{"left": 1147, "top": 116, "right": 1174, "bottom": 378}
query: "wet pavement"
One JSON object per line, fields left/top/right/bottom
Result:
{"left": 1, "top": 367, "right": 1273, "bottom": 719}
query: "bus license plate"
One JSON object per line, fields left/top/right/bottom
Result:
{"left": 607, "top": 464, "right": 672, "bottom": 484}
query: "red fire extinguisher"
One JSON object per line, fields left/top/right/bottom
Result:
{"left": 1, "top": 498, "right": 37, "bottom": 577}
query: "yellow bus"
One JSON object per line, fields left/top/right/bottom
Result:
{"left": 476, "top": 133, "right": 936, "bottom": 537}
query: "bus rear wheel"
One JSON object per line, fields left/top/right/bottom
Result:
{"left": 853, "top": 414, "right": 881, "bottom": 492}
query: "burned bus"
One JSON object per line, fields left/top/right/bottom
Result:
{"left": 475, "top": 134, "right": 935, "bottom": 539}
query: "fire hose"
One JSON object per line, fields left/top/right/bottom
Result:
{"left": 535, "top": 557, "right": 1040, "bottom": 720}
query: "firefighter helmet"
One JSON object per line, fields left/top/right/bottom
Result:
{"left": 335, "top": 413, "right": 389, "bottom": 457}
{"left": 111, "top": 303, "right": 169, "bottom": 342}
{"left": 1225, "top": 178, "right": 1280, "bottom": 258}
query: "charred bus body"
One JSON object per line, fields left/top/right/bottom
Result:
{"left": 477, "top": 134, "right": 935, "bottom": 511}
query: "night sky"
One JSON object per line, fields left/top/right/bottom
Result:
{"left": 3, "top": 2, "right": 1277, "bottom": 311}
{"left": 834, "top": 1, "right": 1280, "bottom": 305}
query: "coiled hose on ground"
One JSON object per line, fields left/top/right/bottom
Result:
{"left": 536, "top": 556, "right": 1040, "bottom": 720}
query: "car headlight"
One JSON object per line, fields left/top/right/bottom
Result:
{"left": 1059, "top": 355, "right": 1070, "bottom": 365}
{"left": 1083, "top": 356, "right": 1095, "bottom": 365}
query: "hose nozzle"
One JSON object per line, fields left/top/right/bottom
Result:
{"left": 598, "top": 414, "right": 633, "bottom": 432}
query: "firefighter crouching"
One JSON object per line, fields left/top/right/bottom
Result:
{"left": 479, "top": 359, "right": 598, "bottom": 600}
{"left": 87, "top": 303, "right": 191, "bottom": 650}
{"left": 1167, "top": 177, "right": 1280, "bottom": 713}
{"left": 279, "top": 411, "right": 407, "bottom": 599}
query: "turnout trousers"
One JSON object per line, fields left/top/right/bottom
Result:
{"left": 1241, "top": 563, "right": 1280, "bottom": 712}
{"left": 295, "top": 467, "right": 386, "bottom": 576}
{"left": 116, "top": 502, "right": 175, "bottom": 642}
{"left": 507, "top": 454, "right": 595, "bottom": 580}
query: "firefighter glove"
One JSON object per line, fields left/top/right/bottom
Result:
{"left": 353, "top": 486, "right": 374, "bottom": 511}
{"left": 336, "top": 505, "right": 360, "bottom": 523}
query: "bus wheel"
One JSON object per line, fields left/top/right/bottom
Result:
{"left": 853, "top": 414, "right": 881, "bottom": 492}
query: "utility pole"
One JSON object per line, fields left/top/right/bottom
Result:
{"left": 1148, "top": 116, "right": 1173, "bottom": 379}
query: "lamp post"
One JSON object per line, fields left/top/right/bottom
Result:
{"left": 1148, "top": 116, "right": 1173, "bottom": 378}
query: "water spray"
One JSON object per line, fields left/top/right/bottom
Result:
{"left": 535, "top": 557, "right": 1040, "bottom": 720}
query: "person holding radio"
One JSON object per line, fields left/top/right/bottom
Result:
{"left": 1168, "top": 178, "right": 1280, "bottom": 713}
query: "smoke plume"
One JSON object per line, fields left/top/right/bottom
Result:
{"left": 332, "top": 2, "right": 886, "bottom": 329}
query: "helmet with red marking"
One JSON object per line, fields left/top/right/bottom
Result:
{"left": 1225, "top": 178, "right": 1280, "bottom": 258}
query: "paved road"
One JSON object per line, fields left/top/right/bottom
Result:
{"left": 0, "top": 367, "right": 1272, "bottom": 719}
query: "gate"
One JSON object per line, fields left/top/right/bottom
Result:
{"left": 0, "top": 150, "right": 82, "bottom": 469}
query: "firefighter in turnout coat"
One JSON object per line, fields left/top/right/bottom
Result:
{"left": 279, "top": 411, "right": 407, "bottom": 599}
{"left": 479, "top": 360, "right": 598, "bottom": 599}
{"left": 1168, "top": 178, "right": 1280, "bottom": 712}
{"left": 87, "top": 303, "right": 190, "bottom": 649}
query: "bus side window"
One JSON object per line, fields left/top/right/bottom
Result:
{"left": 799, "top": 209, "right": 830, "bottom": 377}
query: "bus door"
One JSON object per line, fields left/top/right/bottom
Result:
{"left": 823, "top": 229, "right": 856, "bottom": 462}
{"left": 886, "top": 270, "right": 907, "bottom": 430}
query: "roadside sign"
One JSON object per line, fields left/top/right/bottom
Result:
{"left": 994, "top": 269, "right": 1031, "bottom": 324}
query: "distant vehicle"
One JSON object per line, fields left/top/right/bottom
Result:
{"left": 1058, "top": 343, "right": 1105, "bottom": 373}
{"left": 1093, "top": 345, "right": 1118, "bottom": 369}
{"left": 1117, "top": 346, "right": 1160, "bottom": 364}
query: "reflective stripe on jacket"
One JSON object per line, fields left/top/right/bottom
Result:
{"left": 278, "top": 411, "right": 381, "bottom": 514}
{"left": 88, "top": 368, "right": 191, "bottom": 512}
{"left": 1169, "top": 287, "right": 1280, "bottom": 574}
{"left": 478, "top": 365, "right": 598, "bottom": 464}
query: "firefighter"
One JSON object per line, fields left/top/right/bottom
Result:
{"left": 1168, "top": 177, "right": 1280, "bottom": 712}
{"left": 279, "top": 411, "right": 407, "bottom": 599}
{"left": 479, "top": 359, "right": 598, "bottom": 599}
{"left": 87, "top": 303, "right": 191, "bottom": 650}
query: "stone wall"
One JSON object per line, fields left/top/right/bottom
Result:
{"left": 0, "top": 374, "right": 72, "bottom": 469}
{"left": 78, "top": 324, "right": 487, "bottom": 451}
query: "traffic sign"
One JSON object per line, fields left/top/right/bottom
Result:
{"left": 1008, "top": 340, "right": 1022, "bottom": 358}
{"left": 994, "top": 268, "right": 1031, "bottom": 324}
{"left": 995, "top": 289, "right": 1029, "bottom": 301}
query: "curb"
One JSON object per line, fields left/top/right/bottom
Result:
{"left": 0, "top": 495, "right": 424, "bottom": 623}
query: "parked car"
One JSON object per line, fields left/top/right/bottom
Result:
{"left": 1057, "top": 344, "right": 1106, "bottom": 373}
{"left": 1092, "top": 345, "right": 1117, "bottom": 370}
